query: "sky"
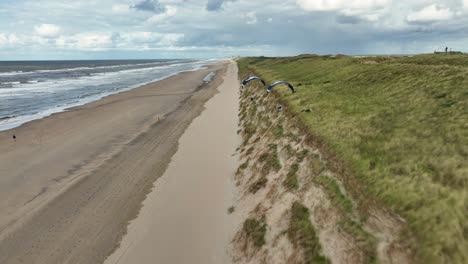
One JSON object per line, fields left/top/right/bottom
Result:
{"left": 1, "top": 0, "right": 468, "bottom": 60}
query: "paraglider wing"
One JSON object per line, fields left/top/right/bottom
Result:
{"left": 267, "top": 81, "right": 295, "bottom": 93}
{"left": 241, "top": 76, "right": 266, "bottom": 88}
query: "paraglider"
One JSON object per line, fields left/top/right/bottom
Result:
{"left": 241, "top": 76, "right": 266, "bottom": 88}
{"left": 267, "top": 81, "right": 295, "bottom": 93}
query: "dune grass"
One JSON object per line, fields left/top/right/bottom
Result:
{"left": 283, "top": 163, "right": 300, "bottom": 190}
{"left": 243, "top": 216, "right": 267, "bottom": 248}
{"left": 288, "top": 202, "right": 330, "bottom": 264}
{"left": 249, "top": 176, "right": 268, "bottom": 194}
{"left": 238, "top": 54, "right": 468, "bottom": 263}
{"left": 257, "top": 144, "right": 281, "bottom": 175}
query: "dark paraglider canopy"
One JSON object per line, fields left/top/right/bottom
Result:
{"left": 240, "top": 76, "right": 266, "bottom": 88}
{"left": 267, "top": 81, "right": 295, "bottom": 93}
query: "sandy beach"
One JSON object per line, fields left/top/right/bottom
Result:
{"left": 0, "top": 60, "right": 239, "bottom": 264}
{"left": 105, "top": 60, "right": 239, "bottom": 264}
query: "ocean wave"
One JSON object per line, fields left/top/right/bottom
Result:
{"left": 0, "top": 59, "right": 220, "bottom": 131}
{"left": 0, "top": 60, "right": 196, "bottom": 77}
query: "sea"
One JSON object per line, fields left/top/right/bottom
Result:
{"left": 0, "top": 59, "right": 216, "bottom": 131}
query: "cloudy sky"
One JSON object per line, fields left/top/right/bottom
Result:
{"left": 1, "top": 0, "right": 468, "bottom": 60}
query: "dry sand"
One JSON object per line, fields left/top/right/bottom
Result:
{"left": 0, "top": 61, "right": 236, "bottom": 264}
{"left": 105, "top": 60, "right": 240, "bottom": 264}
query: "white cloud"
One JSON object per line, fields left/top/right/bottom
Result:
{"left": 407, "top": 4, "right": 453, "bottom": 23}
{"left": 296, "top": 0, "right": 392, "bottom": 24}
{"left": 463, "top": 0, "right": 468, "bottom": 9}
{"left": 62, "top": 33, "right": 113, "bottom": 50}
{"left": 158, "top": 33, "right": 184, "bottom": 46}
{"left": 0, "top": 33, "right": 22, "bottom": 47}
{"left": 112, "top": 4, "right": 131, "bottom": 13}
{"left": 121, "top": 32, "right": 183, "bottom": 47}
{"left": 34, "top": 24, "right": 61, "bottom": 38}
{"left": 53, "top": 31, "right": 184, "bottom": 51}
{"left": 0, "top": 33, "right": 50, "bottom": 48}
{"left": 243, "top": 11, "right": 257, "bottom": 25}
{"left": 146, "top": 6, "right": 177, "bottom": 24}
{"left": 267, "top": 18, "right": 273, "bottom": 23}
{"left": 296, "top": 0, "right": 390, "bottom": 12}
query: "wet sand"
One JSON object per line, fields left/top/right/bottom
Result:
{"left": 0, "top": 62, "right": 231, "bottom": 264}
{"left": 104, "top": 60, "right": 240, "bottom": 264}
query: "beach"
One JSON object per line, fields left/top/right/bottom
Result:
{"left": 105, "top": 60, "right": 239, "bottom": 264}
{"left": 0, "top": 60, "right": 239, "bottom": 263}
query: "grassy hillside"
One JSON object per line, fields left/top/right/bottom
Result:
{"left": 237, "top": 54, "right": 468, "bottom": 263}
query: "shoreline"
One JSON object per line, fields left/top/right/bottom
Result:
{"left": 0, "top": 61, "right": 229, "bottom": 263}
{"left": 0, "top": 62, "right": 218, "bottom": 132}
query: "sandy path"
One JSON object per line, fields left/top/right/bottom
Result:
{"left": 0, "top": 63, "right": 226, "bottom": 264}
{"left": 104, "top": 61, "right": 240, "bottom": 264}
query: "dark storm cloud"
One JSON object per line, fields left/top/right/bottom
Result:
{"left": 206, "top": 0, "right": 236, "bottom": 11}
{"left": 132, "top": 0, "right": 166, "bottom": 13}
{"left": 175, "top": 13, "right": 374, "bottom": 54}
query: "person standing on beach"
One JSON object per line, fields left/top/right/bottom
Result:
{"left": 12, "top": 135, "right": 16, "bottom": 142}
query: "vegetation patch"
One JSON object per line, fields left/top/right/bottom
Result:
{"left": 257, "top": 145, "right": 281, "bottom": 175}
{"left": 283, "top": 163, "right": 300, "bottom": 190}
{"left": 315, "top": 174, "right": 378, "bottom": 259}
{"left": 237, "top": 161, "right": 249, "bottom": 175}
{"left": 242, "top": 122, "right": 256, "bottom": 145}
{"left": 288, "top": 202, "right": 330, "bottom": 264}
{"left": 308, "top": 155, "right": 325, "bottom": 176}
{"left": 241, "top": 160, "right": 250, "bottom": 169}
{"left": 272, "top": 124, "right": 284, "bottom": 138}
{"left": 317, "top": 175, "right": 354, "bottom": 214}
{"left": 284, "top": 144, "right": 294, "bottom": 156}
{"left": 246, "top": 146, "right": 255, "bottom": 156}
{"left": 249, "top": 176, "right": 268, "bottom": 194}
{"left": 296, "top": 149, "right": 309, "bottom": 163}
{"left": 243, "top": 216, "right": 267, "bottom": 248}
{"left": 339, "top": 219, "right": 377, "bottom": 263}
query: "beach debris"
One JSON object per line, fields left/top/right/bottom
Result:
{"left": 240, "top": 76, "right": 266, "bottom": 89}
{"left": 267, "top": 81, "right": 295, "bottom": 93}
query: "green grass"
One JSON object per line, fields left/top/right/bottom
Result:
{"left": 257, "top": 144, "right": 281, "bottom": 175}
{"left": 272, "top": 124, "right": 284, "bottom": 138}
{"left": 242, "top": 122, "right": 256, "bottom": 145}
{"left": 339, "top": 219, "right": 377, "bottom": 263}
{"left": 296, "top": 149, "right": 309, "bottom": 163}
{"left": 240, "top": 161, "right": 249, "bottom": 170}
{"left": 288, "top": 202, "right": 330, "bottom": 264}
{"left": 317, "top": 175, "right": 378, "bottom": 261}
{"left": 238, "top": 54, "right": 468, "bottom": 263}
{"left": 249, "top": 176, "right": 268, "bottom": 193}
{"left": 246, "top": 146, "right": 255, "bottom": 155}
{"left": 284, "top": 144, "right": 294, "bottom": 156}
{"left": 317, "top": 175, "right": 354, "bottom": 214}
{"left": 283, "top": 163, "right": 300, "bottom": 190}
{"left": 237, "top": 160, "right": 249, "bottom": 175}
{"left": 243, "top": 217, "right": 267, "bottom": 248}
